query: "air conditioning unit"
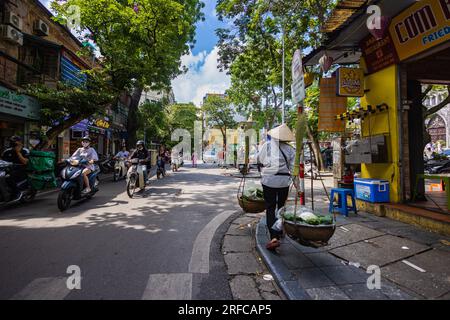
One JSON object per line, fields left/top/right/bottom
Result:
{"left": 0, "top": 25, "right": 23, "bottom": 46}
{"left": 33, "top": 19, "right": 49, "bottom": 36}
{"left": 4, "top": 10, "right": 22, "bottom": 31}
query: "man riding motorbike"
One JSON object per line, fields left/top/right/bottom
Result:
{"left": 1, "top": 136, "right": 30, "bottom": 199}
{"left": 129, "top": 141, "right": 150, "bottom": 183}
{"left": 70, "top": 136, "right": 99, "bottom": 194}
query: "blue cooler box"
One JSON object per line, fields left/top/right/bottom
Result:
{"left": 354, "top": 178, "right": 390, "bottom": 203}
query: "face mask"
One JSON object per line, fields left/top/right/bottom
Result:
{"left": 137, "top": 146, "right": 143, "bottom": 151}
{"left": 29, "top": 139, "right": 40, "bottom": 147}
{"left": 82, "top": 141, "right": 90, "bottom": 148}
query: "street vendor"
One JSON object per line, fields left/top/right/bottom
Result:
{"left": 257, "top": 124, "right": 296, "bottom": 251}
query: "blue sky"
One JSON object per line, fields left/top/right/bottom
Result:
{"left": 39, "top": 0, "right": 231, "bottom": 106}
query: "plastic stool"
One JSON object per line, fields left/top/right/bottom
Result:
{"left": 328, "top": 188, "right": 357, "bottom": 217}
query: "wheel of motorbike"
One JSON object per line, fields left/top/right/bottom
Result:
{"left": 57, "top": 189, "right": 73, "bottom": 212}
{"left": 113, "top": 169, "right": 119, "bottom": 182}
{"left": 21, "top": 189, "right": 37, "bottom": 203}
{"left": 127, "top": 174, "right": 137, "bottom": 198}
{"left": 157, "top": 170, "right": 161, "bottom": 179}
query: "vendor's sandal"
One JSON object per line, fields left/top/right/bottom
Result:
{"left": 266, "top": 240, "right": 280, "bottom": 251}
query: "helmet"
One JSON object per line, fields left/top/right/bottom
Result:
{"left": 10, "top": 135, "right": 23, "bottom": 143}
{"left": 81, "top": 136, "right": 91, "bottom": 142}
{"left": 136, "top": 140, "right": 145, "bottom": 147}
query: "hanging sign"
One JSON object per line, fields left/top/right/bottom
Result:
{"left": 389, "top": 0, "right": 450, "bottom": 61}
{"left": 360, "top": 33, "right": 400, "bottom": 74}
{"left": 291, "top": 49, "right": 305, "bottom": 104}
{"left": 336, "top": 67, "right": 365, "bottom": 97}
{"left": 318, "top": 77, "right": 347, "bottom": 132}
{"left": 0, "top": 86, "right": 40, "bottom": 120}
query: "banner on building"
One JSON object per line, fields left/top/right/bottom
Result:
{"left": 389, "top": 0, "right": 450, "bottom": 61}
{"left": 336, "top": 67, "right": 365, "bottom": 97}
{"left": 318, "top": 78, "right": 347, "bottom": 132}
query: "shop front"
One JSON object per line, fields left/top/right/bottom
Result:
{"left": 69, "top": 117, "right": 112, "bottom": 157}
{"left": 0, "top": 85, "right": 40, "bottom": 151}
{"left": 304, "top": 0, "right": 450, "bottom": 234}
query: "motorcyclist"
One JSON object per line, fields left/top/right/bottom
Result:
{"left": 157, "top": 147, "right": 166, "bottom": 174}
{"left": 129, "top": 140, "right": 150, "bottom": 183}
{"left": 70, "top": 136, "right": 99, "bottom": 194}
{"left": 1, "top": 136, "right": 30, "bottom": 198}
{"left": 114, "top": 145, "right": 130, "bottom": 169}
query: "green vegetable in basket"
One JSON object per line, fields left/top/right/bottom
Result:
{"left": 318, "top": 215, "right": 334, "bottom": 225}
{"left": 283, "top": 213, "right": 296, "bottom": 221}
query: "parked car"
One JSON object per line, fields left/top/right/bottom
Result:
{"left": 203, "top": 150, "right": 218, "bottom": 163}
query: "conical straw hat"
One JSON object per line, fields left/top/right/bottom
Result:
{"left": 268, "top": 124, "right": 295, "bottom": 142}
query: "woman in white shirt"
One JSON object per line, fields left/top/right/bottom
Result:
{"left": 258, "top": 124, "right": 296, "bottom": 251}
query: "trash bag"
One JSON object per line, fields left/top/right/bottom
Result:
{"left": 27, "top": 150, "right": 56, "bottom": 173}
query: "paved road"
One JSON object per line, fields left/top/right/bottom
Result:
{"left": 0, "top": 164, "right": 241, "bottom": 299}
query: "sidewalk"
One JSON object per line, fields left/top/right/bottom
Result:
{"left": 226, "top": 172, "right": 450, "bottom": 300}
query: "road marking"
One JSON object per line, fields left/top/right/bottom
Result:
{"left": 189, "top": 210, "right": 235, "bottom": 274}
{"left": 142, "top": 273, "right": 192, "bottom": 300}
{"left": 402, "top": 260, "right": 426, "bottom": 273}
{"left": 11, "top": 277, "right": 71, "bottom": 300}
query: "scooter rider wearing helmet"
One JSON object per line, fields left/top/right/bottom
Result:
{"left": 1, "top": 136, "right": 30, "bottom": 198}
{"left": 70, "top": 136, "right": 99, "bottom": 194}
{"left": 129, "top": 140, "right": 150, "bottom": 183}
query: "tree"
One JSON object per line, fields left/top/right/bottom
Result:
{"left": 215, "top": 0, "right": 336, "bottom": 165}
{"left": 41, "top": 0, "right": 204, "bottom": 148}
{"left": 202, "top": 95, "right": 237, "bottom": 148}
{"left": 24, "top": 69, "right": 116, "bottom": 148}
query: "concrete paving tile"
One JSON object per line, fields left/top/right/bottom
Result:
{"left": 339, "top": 283, "right": 389, "bottom": 300}
{"left": 222, "top": 235, "right": 253, "bottom": 253}
{"left": 323, "top": 224, "right": 385, "bottom": 250}
{"left": 305, "top": 252, "right": 345, "bottom": 267}
{"left": 232, "top": 216, "right": 257, "bottom": 226}
{"left": 292, "top": 268, "right": 334, "bottom": 289}
{"left": 305, "top": 286, "right": 351, "bottom": 300}
{"left": 255, "top": 276, "right": 278, "bottom": 294}
{"left": 320, "top": 266, "right": 368, "bottom": 285}
{"left": 330, "top": 235, "right": 430, "bottom": 268}
{"left": 280, "top": 280, "right": 311, "bottom": 300}
{"left": 224, "top": 253, "right": 264, "bottom": 275}
{"left": 229, "top": 275, "right": 262, "bottom": 300}
{"left": 261, "top": 291, "right": 282, "bottom": 300}
{"left": 226, "top": 224, "right": 253, "bottom": 236}
{"left": 377, "top": 226, "right": 448, "bottom": 246}
{"left": 381, "top": 249, "right": 450, "bottom": 299}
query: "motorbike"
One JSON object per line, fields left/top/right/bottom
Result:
{"left": 113, "top": 157, "right": 128, "bottom": 181}
{"left": 304, "top": 160, "right": 319, "bottom": 180}
{"left": 99, "top": 155, "right": 115, "bottom": 174}
{"left": 171, "top": 156, "right": 180, "bottom": 172}
{"left": 424, "top": 158, "right": 450, "bottom": 174}
{"left": 156, "top": 156, "right": 166, "bottom": 179}
{"left": 57, "top": 159, "right": 100, "bottom": 211}
{"left": 0, "top": 160, "right": 36, "bottom": 207}
{"left": 126, "top": 158, "right": 148, "bottom": 198}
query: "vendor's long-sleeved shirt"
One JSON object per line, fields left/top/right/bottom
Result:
{"left": 257, "top": 140, "right": 296, "bottom": 188}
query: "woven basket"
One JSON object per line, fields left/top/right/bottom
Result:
{"left": 238, "top": 196, "right": 266, "bottom": 213}
{"left": 283, "top": 220, "right": 336, "bottom": 245}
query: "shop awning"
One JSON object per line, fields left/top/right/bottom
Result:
{"left": 304, "top": 0, "right": 417, "bottom": 66}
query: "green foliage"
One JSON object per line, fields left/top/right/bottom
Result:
{"left": 202, "top": 95, "right": 237, "bottom": 141}
{"left": 216, "top": 0, "right": 336, "bottom": 130}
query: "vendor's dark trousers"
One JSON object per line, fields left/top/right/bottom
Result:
{"left": 262, "top": 184, "right": 289, "bottom": 240}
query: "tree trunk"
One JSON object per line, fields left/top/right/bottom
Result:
{"left": 306, "top": 124, "right": 324, "bottom": 171}
{"left": 126, "top": 86, "right": 144, "bottom": 149}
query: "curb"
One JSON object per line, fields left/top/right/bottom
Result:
{"left": 255, "top": 217, "right": 311, "bottom": 300}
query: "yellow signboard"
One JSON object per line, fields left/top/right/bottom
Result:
{"left": 336, "top": 67, "right": 365, "bottom": 97}
{"left": 389, "top": 0, "right": 450, "bottom": 61}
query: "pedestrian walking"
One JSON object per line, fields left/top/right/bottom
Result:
{"left": 192, "top": 152, "right": 197, "bottom": 168}
{"left": 257, "top": 124, "right": 296, "bottom": 251}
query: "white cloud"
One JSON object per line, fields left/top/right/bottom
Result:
{"left": 172, "top": 46, "right": 230, "bottom": 106}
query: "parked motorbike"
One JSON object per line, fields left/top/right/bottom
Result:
{"left": 126, "top": 158, "right": 148, "bottom": 198}
{"left": 113, "top": 157, "right": 128, "bottom": 181}
{"left": 304, "top": 160, "right": 319, "bottom": 180}
{"left": 424, "top": 158, "right": 450, "bottom": 174}
{"left": 156, "top": 156, "right": 166, "bottom": 179}
{"left": 57, "top": 159, "right": 100, "bottom": 211}
{"left": 0, "top": 160, "right": 36, "bottom": 207}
